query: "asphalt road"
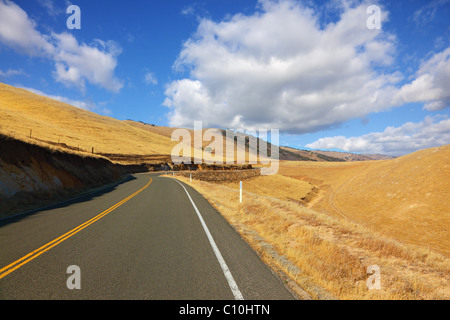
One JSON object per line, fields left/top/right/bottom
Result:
{"left": 0, "top": 173, "right": 296, "bottom": 300}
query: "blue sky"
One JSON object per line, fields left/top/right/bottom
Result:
{"left": 0, "top": 0, "right": 449, "bottom": 156}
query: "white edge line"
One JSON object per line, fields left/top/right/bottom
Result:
{"left": 173, "top": 179, "right": 244, "bottom": 300}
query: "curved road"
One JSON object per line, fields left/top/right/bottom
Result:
{"left": 0, "top": 173, "right": 296, "bottom": 300}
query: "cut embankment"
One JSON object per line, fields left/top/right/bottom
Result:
{"left": 0, "top": 134, "right": 146, "bottom": 219}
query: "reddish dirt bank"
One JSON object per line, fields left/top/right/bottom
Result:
{"left": 0, "top": 134, "right": 147, "bottom": 218}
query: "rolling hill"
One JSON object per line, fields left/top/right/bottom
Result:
{"left": 279, "top": 145, "right": 450, "bottom": 256}
{"left": 0, "top": 83, "right": 176, "bottom": 157}
{"left": 280, "top": 146, "right": 395, "bottom": 162}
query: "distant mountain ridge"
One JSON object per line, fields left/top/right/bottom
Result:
{"left": 280, "top": 146, "right": 395, "bottom": 162}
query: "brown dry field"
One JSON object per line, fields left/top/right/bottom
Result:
{"left": 217, "top": 174, "right": 314, "bottom": 203}
{"left": 278, "top": 145, "right": 450, "bottom": 257}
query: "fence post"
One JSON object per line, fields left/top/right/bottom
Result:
{"left": 240, "top": 181, "right": 243, "bottom": 203}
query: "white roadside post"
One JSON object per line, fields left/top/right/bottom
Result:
{"left": 190, "top": 173, "right": 192, "bottom": 183}
{"left": 240, "top": 181, "right": 243, "bottom": 203}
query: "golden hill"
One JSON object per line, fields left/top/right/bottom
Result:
{"left": 0, "top": 83, "right": 176, "bottom": 156}
{"left": 0, "top": 83, "right": 265, "bottom": 165}
{"left": 279, "top": 145, "right": 450, "bottom": 256}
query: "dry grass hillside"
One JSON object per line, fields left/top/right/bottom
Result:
{"left": 279, "top": 145, "right": 450, "bottom": 257}
{"left": 330, "top": 145, "right": 450, "bottom": 255}
{"left": 219, "top": 174, "right": 314, "bottom": 203}
{"left": 0, "top": 83, "right": 176, "bottom": 156}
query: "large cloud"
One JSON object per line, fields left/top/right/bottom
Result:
{"left": 0, "top": 0, "right": 123, "bottom": 93}
{"left": 51, "top": 34, "right": 123, "bottom": 93}
{"left": 164, "top": 0, "right": 401, "bottom": 133}
{"left": 395, "top": 47, "right": 450, "bottom": 111}
{"left": 306, "top": 116, "right": 450, "bottom": 156}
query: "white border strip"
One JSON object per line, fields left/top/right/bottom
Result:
{"left": 173, "top": 179, "right": 244, "bottom": 300}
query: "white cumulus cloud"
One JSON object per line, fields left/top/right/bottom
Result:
{"left": 395, "top": 47, "right": 450, "bottom": 111}
{"left": 306, "top": 116, "right": 450, "bottom": 156}
{"left": 164, "top": 0, "right": 400, "bottom": 133}
{"left": 0, "top": 0, "right": 123, "bottom": 93}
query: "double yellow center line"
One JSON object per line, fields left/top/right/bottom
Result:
{"left": 0, "top": 177, "right": 152, "bottom": 280}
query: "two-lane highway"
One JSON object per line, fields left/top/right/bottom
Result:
{"left": 0, "top": 173, "right": 296, "bottom": 300}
